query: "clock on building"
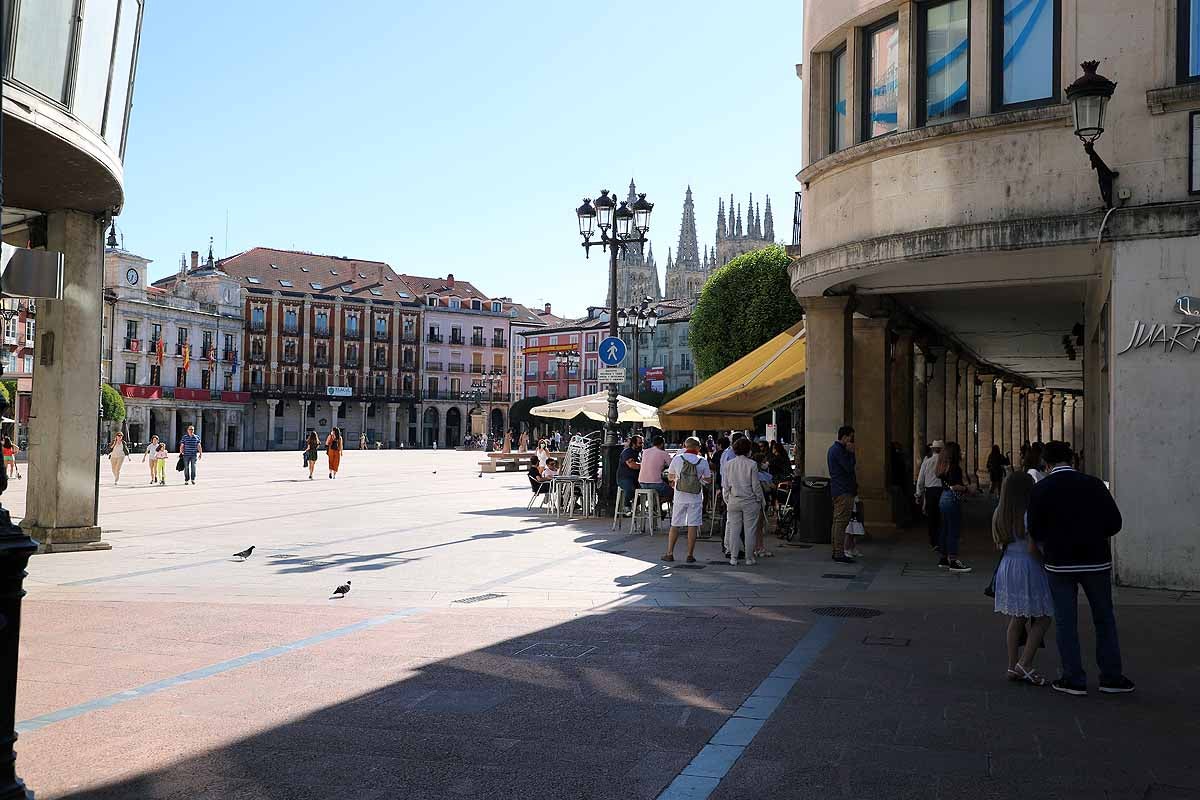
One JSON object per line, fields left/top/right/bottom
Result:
{"left": 126, "top": 268, "right": 139, "bottom": 286}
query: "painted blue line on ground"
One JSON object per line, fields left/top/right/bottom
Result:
{"left": 16, "top": 607, "right": 422, "bottom": 735}
{"left": 658, "top": 616, "right": 840, "bottom": 800}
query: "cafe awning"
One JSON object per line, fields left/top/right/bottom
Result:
{"left": 659, "top": 323, "right": 806, "bottom": 430}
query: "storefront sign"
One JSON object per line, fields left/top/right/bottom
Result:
{"left": 326, "top": 386, "right": 353, "bottom": 397}
{"left": 1175, "top": 296, "right": 1200, "bottom": 317}
{"left": 1117, "top": 321, "right": 1200, "bottom": 354}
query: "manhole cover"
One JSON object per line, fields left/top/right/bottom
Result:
{"left": 863, "top": 636, "right": 909, "bottom": 646}
{"left": 453, "top": 593, "right": 505, "bottom": 604}
{"left": 822, "top": 573, "right": 858, "bottom": 580}
{"left": 515, "top": 642, "right": 596, "bottom": 659}
{"left": 811, "top": 606, "right": 883, "bottom": 619}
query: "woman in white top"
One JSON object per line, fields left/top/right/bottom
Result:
{"left": 107, "top": 431, "right": 128, "bottom": 484}
{"left": 535, "top": 440, "right": 551, "bottom": 469}
{"left": 142, "top": 435, "right": 161, "bottom": 484}
{"left": 662, "top": 437, "right": 712, "bottom": 564}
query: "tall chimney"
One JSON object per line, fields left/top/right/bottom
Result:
{"left": 544, "top": 303, "right": 552, "bottom": 314}
{"left": 190, "top": 251, "right": 200, "bottom": 270}
{"left": 446, "top": 273, "right": 454, "bottom": 287}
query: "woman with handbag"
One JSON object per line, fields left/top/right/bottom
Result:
{"left": 935, "top": 442, "right": 973, "bottom": 572}
{"left": 325, "top": 426, "right": 343, "bottom": 479}
{"left": 106, "top": 431, "right": 129, "bottom": 484}
{"left": 991, "top": 471, "right": 1054, "bottom": 686}
{"left": 303, "top": 430, "right": 320, "bottom": 480}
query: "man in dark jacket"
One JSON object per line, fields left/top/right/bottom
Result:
{"left": 826, "top": 426, "right": 857, "bottom": 564}
{"left": 1028, "top": 441, "right": 1133, "bottom": 696}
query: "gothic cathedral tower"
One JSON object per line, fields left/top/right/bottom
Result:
{"left": 663, "top": 186, "right": 709, "bottom": 299}
{"left": 714, "top": 192, "right": 776, "bottom": 267}
{"left": 608, "top": 179, "right": 662, "bottom": 308}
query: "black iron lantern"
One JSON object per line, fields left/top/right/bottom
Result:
{"left": 1066, "top": 60, "right": 1117, "bottom": 144}
{"left": 592, "top": 189, "right": 615, "bottom": 231}
{"left": 614, "top": 202, "right": 634, "bottom": 238}
{"left": 576, "top": 198, "right": 596, "bottom": 238}
{"left": 631, "top": 193, "right": 653, "bottom": 233}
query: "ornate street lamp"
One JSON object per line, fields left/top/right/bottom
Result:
{"left": 1066, "top": 61, "right": 1119, "bottom": 209}
{"left": 618, "top": 296, "right": 659, "bottom": 403}
{"left": 575, "top": 186, "right": 654, "bottom": 513}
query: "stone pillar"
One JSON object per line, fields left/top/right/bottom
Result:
{"left": 890, "top": 331, "right": 914, "bottom": 481}
{"left": 977, "top": 373, "right": 995, "bottom": 480}
{"left": 269, "top": 292, "right": 280, "bottom": 388}
{"left": 1026, "top": 391, "right": 1038, "bottom": 445}
{"left": 925, "top": 347, "right": 946, "bottom": 444}
{"left": 997, "top": 381, "right": 1010, "bottom": 464}
{"left": 955, "top": 356, "right": 969, "bottom": 455}
{"left": 941, "top": 351, "right": 956, "bottom": 448}
{"left": 1062, "top": 394, "right": 1075, "bottom": 449}
{"left": 912, "top": 348, "right": 929, "bottom": 479}
{"left": 1069, "top": 395, "right": 1081, "bottom": 451}
{"left": 852, "top": 317, "right": 892, "bottom": 528}
{"left": 387, "top": 402, "right": 399, "bottom": 447}
{"left": 963, "top": 362, "right": 977, "bottom": 475}
{"left": 24, "top": 210, "right": 110, "bottom": 551}
{"left": 329, "top": 400, "right": 341, "bottom": 432}
{"left": 360, "top": 401, "right": 369, "bottom": 440}
{"left": 265, "top": 400, "right": 279, "bottom": 449}
{"left": 332, "top": 298, "right": 343, "bottom": 385}
{"left": 302, "top": 296, "right": 312, "bottom": 391}
{"left": 800, "top": 297, "right": 853, "bottom": 476}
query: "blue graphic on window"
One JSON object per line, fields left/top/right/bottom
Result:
{"left": 1191, "top": 0, "right": 1200, "bottom": 77}
{"left": 1002, "top": 0, "right": 1053, "bottom": 105}
{"left": 832, "top": 48, "right": 847, "bottom": 150}
{"left": 924, "top": 0, "right": 970, "bottom": 122}
{"left": 867, "top": 22, "right": 899, "bottom": 137}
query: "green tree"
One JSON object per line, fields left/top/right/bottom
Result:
{"left": 0, "top": 382, "right": 9, "bottom": 414}
{"left": 100, "top": 383, "right": 126, "bottom": 423}
{"left": 690, "top": 245, "right": 802, "bottom": 380}
{"left": 508, "top": 396, "right": 548, "bottom": 430}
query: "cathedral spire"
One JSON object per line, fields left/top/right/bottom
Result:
{"left": 674, "top": 186, "right": 701, "bottom": 271}
{"left": 716, "top": 197, "right": 727, "bottom": 240}
{"left": 626, "top": 178, "right": 638, "bottom": 205}
{"left": 764, "top": 195, "right": 775, "bottom": 241}
{"left": 735, "top": 204, "right": 743, "bottom": 237}
{"left": 755, "top": 203, "right": 762, "bottom": 239}
{"left": 728, "top": 194, "right": 736, "bottom": 238}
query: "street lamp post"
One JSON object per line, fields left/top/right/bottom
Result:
{"left": 1066, "top": 60, "right": 1119, "bottom": 209}
{"left": 576, "top": 189, "right": 654, "bottom": 513}
{"left": 472, "top": 368, "right": 503, "bottom": 448}
{"left": 617, "top": 297, "right": 659, "bottom": 403}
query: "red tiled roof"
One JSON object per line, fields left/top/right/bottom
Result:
{"left": 397, "top": 273, "right": 493, "bottom": 305}
{"left": 211, "top": 247, "right": 419, "bottom": 304}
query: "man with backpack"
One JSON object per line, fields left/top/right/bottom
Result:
{"left": 662, "top": 437, "right": 712, "bottom": 564}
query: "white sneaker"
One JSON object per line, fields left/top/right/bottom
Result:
{"left": 729, "top": 556, "right": 738, "bottom": 566}
{"left": 746, "top": 557, "right": 756, "bottom": 566}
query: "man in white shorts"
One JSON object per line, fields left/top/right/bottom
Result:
{"left": 662, "top": 437, "right": 713, "bottom": 564}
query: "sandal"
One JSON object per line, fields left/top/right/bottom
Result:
{"left": 685, "top": 555, "right": 696, "bottom": 563}
{"left": 661, "top": 554, "right": 674, "bottom": 562}
{"left": 1016, "top": 664, "right": 1046, "bottom": 686}
{"left": 1006, "top": 667, "right": 1022, "bottom": 681}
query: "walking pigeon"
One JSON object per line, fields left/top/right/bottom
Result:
{"left": 232, "top": 546, "right": 255, "bottom": 560}
{"left": 331, "top": 580, "right": 351, "bottom": 599}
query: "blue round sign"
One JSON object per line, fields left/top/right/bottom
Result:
{"left": 598, "top": 337, "right": 627, "bottom": 366}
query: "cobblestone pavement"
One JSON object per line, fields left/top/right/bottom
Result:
{"left": 7, "top": 451, "right": 1198, "bottom": 799}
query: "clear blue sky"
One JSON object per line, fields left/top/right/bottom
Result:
{"left": 121, "top": 1, "right": 804, "bottom": 317}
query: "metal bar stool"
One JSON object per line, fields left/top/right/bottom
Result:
{"left": 630, "top": 488, "right": 661, "bottom": 536}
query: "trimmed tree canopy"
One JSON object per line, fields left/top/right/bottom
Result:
{"left": 509, "top": 396, "right": 548, "bottom": 428}
{"left": 690, "top": 245, "right": 803, "bottom": 380}
{"left": 101, "top": 383, "right": 126, "bottom": 423}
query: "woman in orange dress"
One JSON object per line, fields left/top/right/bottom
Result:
{"left": 325, "top": 426, "right": 343, "bottom": 479}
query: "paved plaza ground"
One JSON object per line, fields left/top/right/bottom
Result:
{"left": 4, "top": 450, "right": 1198, "bottom": 799}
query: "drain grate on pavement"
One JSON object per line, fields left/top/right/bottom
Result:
{"left": 811, "top": 606, "right": 883, "bottom": 619}
{"left": 821, "top": 573, "right": 858, "bottom": 580}
{"left": 453, "top": 593, "right": 505, "bottom": 604}
{"left": 515, "top": 642, "right": 596, "bottom": 659}
{"left": 863, "top": 636, "right": 910, "bottom": 647}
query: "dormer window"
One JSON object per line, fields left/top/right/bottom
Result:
{"left": 310, "top": 282, "right": 323, "bottom": 290}
{"left": 246, "top": 276, "right": 261, "bottom": 284}
{"left": 449, "top": 299, "right": 461, "bottom": 310}
{"left": 279, "top": 280, "right": 293, "bottom": 288}
{"left": 427, "top": 296, "right": 438, "bottom": 307}
{"left": 369, "top": 288, "right": 383, "bottom": 296}
{"left": 471, "top": 300, "right": 482, "bottom": 310}
{"left": 491, "top": 301, "right": 502, "bottom": 313}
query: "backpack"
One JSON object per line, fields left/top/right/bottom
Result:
{"left": 676, "top": 455, "right": 702, "bottom": 494}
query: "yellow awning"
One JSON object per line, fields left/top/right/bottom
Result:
{"left": 659, "top": 323, "right": 806, "bottom": 431}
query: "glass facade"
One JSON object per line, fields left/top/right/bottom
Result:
{"left": 4, "top": 0, "right": 143, "bottom": 156}
{"left": 999, "top": 0, "right": 1055, "bottom": 106}
{"left": 1186, "top": 0, "right": 1200, "bottom": 80}
{"left": 864, "top": 19, "right": 899, "bottom": 139}
{"left": 830, "top": 46, "right": 847, "bottom": 151}
{"left": 922, "top": 0, "right": 969, "bottom": 124}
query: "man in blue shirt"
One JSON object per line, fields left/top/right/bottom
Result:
{"left": 827, "top": 425, "right": 857, "bottom": 564}
{"left": 617, "top": 434, "right": 643, "bottom": 510}
{"left": 179, "top": 425, "right": 202, "bottom": 485}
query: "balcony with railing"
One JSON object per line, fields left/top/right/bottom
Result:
{"left": 281, "top": 354, "right": 299, "bottom": 365}
{"left": 315, "top": 357, "right": 330, "bottom": 367}
{"left": 373, "top": 357, "right": 388, "bottom": 369}
{"left": 426, "top": 332, "right": 444, "bottom": 344}
{"left": 344, "top": 357, "right": 361, "bottom": 368}
{"left": 343, "top": 327, "right": 363, "bottom": 341}
{"left": 470, "top": 364, "right": 485, "bottom": 374}
{"left": 123, "top": 337, "right": 142, "bottom": 352}
{"left": 223, "top": 349, "right": 238, "bottom": 362}
{"left": 282, "top": 325, "right": 299, "bottom": 336}
{"left": 250, "top": 321, "right": 266, "bottom": 333}
{"left": 401, "top": 359, "right": 416, "bottom": 371}
{"left": 470, "top": 336, "right": 486, "bottom": 347}
{"left": 450, "top": 334, "right": 466, "bottom": 345}
{"left": 248, "top": 351, "right": 267, "bottom": 363}
{"left": 448, "top": 363, "right": 465, "bottom": 373}
{"left": 400, "top": 334, "right": 418, "bottom": 344}
{"left": 174, "top": 343, "right": 188, "bottom": 356}
{"left": 312, "top": 327, "right": 331, "bottom": 339}
{"left": 491, "top": 337, "right": 506, "bottom": 348}
{"left": 425, "top": 361, "right": 444, "bottom": 372}
{"left": 373, "top": 329, "right": 389, "bottom": 342}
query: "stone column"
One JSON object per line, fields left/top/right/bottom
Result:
{"left": 24, "top": 210, "right": 109, "bottom": 551}
{"left": 996, "top": 381, "right": 1009, "bottom": 464}
{"left": 1062, "top": 394, "right": 1075, "bottom": 449}
{"left": 302, "top": 295, "right": 312, "bottom": 391}
{"left": 852, "top": 317, "right": 892, "bottom": 527}
{"left": 332, "top": 298, "right": 343, "bottom": 386}
{"left": 265, "top": 400, "right": 278, "bottom": 449}
{"left": 941, "top": 351, "right": 957, "bottom": 448}
{"left": 800, "top": 296, "right": 853, "bottom": 476}
{"left": 387, "top": 402, "right": 399, "bottom": 447}
{"left": 329, "top": 400, "right": 341, "bottom": 431}
{"left": 963, "top": 362, "right": 977, "bottom": 475}
{"left": 360, "top": 401, "right": 369, "bottom": 440}
{"left": 977, "top": 374, "right": 996, "bottom": 479}
{"left": 1070, "top": 395, "right": 1082, "bottom": 451}
{"left": 269, "top": 292, "right": 280, "bottom": 388}
{"left": 912, "top": 348, "right": 929, "bottom": 479}
{"left": 890, "top": 331, "right": 914, "bottom": 481}
{"left": 925, "top": 349, "right": 945, "bottom": 443}
{"left": 955, "top": 357, "right": 969, "bottom": 457}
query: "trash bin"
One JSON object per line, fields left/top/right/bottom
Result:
{"left": 795, "top": 476, "right": 833, "bottom": 543}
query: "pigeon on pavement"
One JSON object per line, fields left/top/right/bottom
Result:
{"left": 331, "top": 581, "right": 352, "bottom": 599}
{"left": 232, "top": 546, "right": 255, "bottom": 560}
